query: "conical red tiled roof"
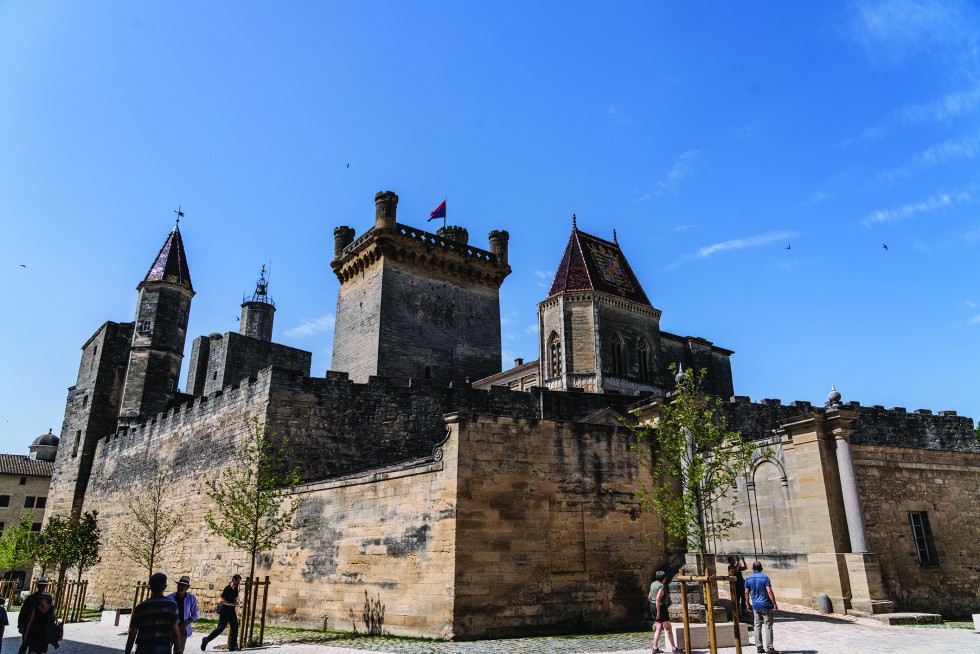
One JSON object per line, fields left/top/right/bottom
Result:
{"left": 144, "top": 225, "right": 192, "bottom": 290}
{"left": 547, "top": 227, "right": 650, "bottom": 305}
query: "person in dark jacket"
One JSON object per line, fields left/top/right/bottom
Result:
{"left": 23, "top": 594, "right": 55, "bottom": 654}
{"left": 18, "top": 578, "right": 51, "bottom": 654}
{"left": 200, "top": 574, "right": 241, "bottom": 652}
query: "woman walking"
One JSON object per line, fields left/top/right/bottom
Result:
{"left": 649, "top": 570, "right": 680, "bottom": 654}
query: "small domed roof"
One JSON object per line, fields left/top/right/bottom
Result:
{"left": 31, "top": 430, "right": 60, "bottom": 447}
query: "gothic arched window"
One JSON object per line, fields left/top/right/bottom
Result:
{"left": 637, "top": 338, "right": 650, "bottom": 382}
{"left": 548, "top": 332, "right": 562, "bottom": 378}
{"left": 611, "top": 333, "right": 626, "bottom": 376}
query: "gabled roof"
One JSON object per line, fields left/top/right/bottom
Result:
{"left": 547, "top": 227, "right": 650, "bottom": 305}
{"left": 0, "top": 454, "right": 53, "bottom": 477}
{"left": 144, "top": 225, "right": 192, "bottom": 290}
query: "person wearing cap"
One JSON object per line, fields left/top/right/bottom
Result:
{"left": 200, "top": 574, "right": 241, "bottom": 652}
{"left": 166, "top": 576, "right": 198, "bottom": 654}
{"left": 18, "top": 578, "right": 52, "bottom": 654}
{"left": 125, "top": 573, "right": 181, "bottom": 654}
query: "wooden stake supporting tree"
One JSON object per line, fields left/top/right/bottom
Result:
{"left": 674, "top": 568, "right": 744, "bottom": 654}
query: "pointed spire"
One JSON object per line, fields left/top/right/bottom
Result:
{"left": 613, "top": 228, "right": 618, "bottom": 244}
{"left": 144, "top": 224, "right": 192, "bottom": 290}
{"left": 572, "top": 213, "right": 577, "bottom": 231}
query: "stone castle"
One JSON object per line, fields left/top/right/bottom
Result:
{"left": 47, "top": 191, "right": 979, "bottom": 639}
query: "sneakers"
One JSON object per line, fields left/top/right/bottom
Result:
{"left": 672, "top": 648, "right": 682, "bottom": 653}
{"left": 756, "top": 648, "right": 765, "bottom": 653}
{"left": 652, "top": 648, "right": 663, "bottom": 653}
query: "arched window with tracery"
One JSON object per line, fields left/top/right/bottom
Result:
{"left": 611, "top": 332, "right": 626, "bottom": 376}
{"left": 637, "top": 338, "right": 649, "bottom": 381}
{"left": 548, "top": 332, "right": 562, "bottom": 378}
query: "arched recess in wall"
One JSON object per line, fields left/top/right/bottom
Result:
{"left": 637, "top": 338, "right": 650, "bottom": 382}
{"left": 548, "top": 332, "right": 562, "bottom": 378}
{"left": 611, "top": 332, "right": 626, "bottom": 376}
{"left": 747, "top": 457, "right": 793, "bottom": 555}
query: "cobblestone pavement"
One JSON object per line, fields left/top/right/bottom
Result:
{"left": 19, "top": 608, "right": 976, "bottom": 654}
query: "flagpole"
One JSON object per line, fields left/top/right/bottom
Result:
{"left": 442, "top": 197, "right": 447, "bottom": 230}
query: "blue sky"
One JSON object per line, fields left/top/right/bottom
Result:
{"left": 2, "top": 1, "right": 979, "bottom": 453}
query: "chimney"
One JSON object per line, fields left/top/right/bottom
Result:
{"left": 333, "top": 226, "right": 355, "bottom": 260}
{"left": 488, "top": 229, "right": 509, "bottom": 266}
{"left": 514, "top": 357, "right": 524, "bottom": 367}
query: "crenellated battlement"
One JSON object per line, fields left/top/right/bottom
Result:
{"left": 724, "top": 394, "right": 978, "bottom": 452}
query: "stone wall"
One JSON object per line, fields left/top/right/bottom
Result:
{"left": 854, "top": 445, "right": 980, "bottom": 617}
{"left": 375, "top": 258, "right": 502, "bottom": 385}
{"left": 48, "top": 320, "right": 132, "bottom": 517}
{"left": 452, "top": 414, "right": 663, "bottom": 638}
{"left": 186, "top": 331, "right": 311, "bottom": 397}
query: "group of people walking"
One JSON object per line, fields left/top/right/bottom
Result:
{"left": 125, "top": 573, "right": 242, "bottom": 654}
{"left": 648, "top": 556, "right": 780, "bottom": 654}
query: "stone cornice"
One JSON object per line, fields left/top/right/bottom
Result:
{"left": 537, "top": 291, "right": 661, "bottom": 318}
{"left": 331, "top": 223, "right": 511, "bottom": 287}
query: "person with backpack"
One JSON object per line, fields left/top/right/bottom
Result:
{"left": 648, "top": 570, "right": 680, "bottom": 654}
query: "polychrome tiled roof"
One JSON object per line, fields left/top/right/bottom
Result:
{"left": 547, "top": 228, "right": 650, "bottom": 305}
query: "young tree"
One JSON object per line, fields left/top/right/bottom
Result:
{"left": 205, "top": 416, "right": 304, "bottom": 582}
{"left": 0, "top": 511, "right": 37, "bottom": 573}
{"left": 114, "top": 469, "right": 181, "bottom": 578}
{"left": 631, "top": 365, "right": 757, "bottom": 565}
{"left": 72, "top": 511, "right": 102, "bottom": 582}
{"left": 36, "top": 514, "right": 75, "bottom": 583}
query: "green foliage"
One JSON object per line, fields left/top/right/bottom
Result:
{"left": 631, "top": 365, "right": 757, "bottom": 557}
{"left": 114, "top": 468, "right": 181, "bottom": 577}
{"left": 205, "top": 416, "right": 305, "bottom": 580}
{"left": 0, "top": 511, "right": 37, "bottom": 571}
{"left": 31, "top": 510, "right": 101, "bottom": 583}
{"left": 72, "top": 510, "right": 102, "bottom": 581}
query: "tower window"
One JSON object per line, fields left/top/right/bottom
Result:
{"left": 81, "top": 395, "right": 88, "bottom": 408}
{"left": 611, "top": 333, "right": 626, "bottom": 376}
{"left": 31, "top": 523, "right": 41, "bottom": 532}
{"left": 167, "top": 379, "right": 176, "bottom": 392}
{"left": 90, "top": 345, "right": 97, "bottom": 371}
{"left": 138, "top": 320, "right": 153, "bottom": 334}
{"left": 35, "top": 497, "right": 45, "bottom": 509}
{"left": 638, "top": 339, "right": 650, "bottom": 382}
{"left": 909, "top": 511, "right": 938, "bottom": 566}
{"left": 548, "top": 332, "right": 562, "bottom": 378}
{"left": 18, "top": 478, "right": 25, "bottom": 486}
{"left": 24, "top": 497, "right": 35, "bottom": 509}
{"left": 0, "top": 496, "right": 9, "bottom": 507}
{"left": 73, "top": 430, "right": 81, "bottom": 457}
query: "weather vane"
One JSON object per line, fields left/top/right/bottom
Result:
{"left": 174, "top": 205, "right": 185, "bottom": 224}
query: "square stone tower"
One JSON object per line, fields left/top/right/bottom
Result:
{"left": 331, "top": 191, "right": 511, "bottom": 385}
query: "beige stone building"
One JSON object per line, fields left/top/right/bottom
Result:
{"left": 0, "top": 431, "right": 58, "bottom": 589}
{"left": 44, "top": 190, "right": 979, "bottom": 639}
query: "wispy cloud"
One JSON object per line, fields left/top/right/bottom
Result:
{"left": 284, "top": 314, "right": 335, "bottom": 338}
{"left": 534, "top": 270, "right": 553, "bottom": 287}
{"left": 673, "top": 224, "right": 698, "bottom": 232}
{"left": 862, "top": 190, "right": 971, "bottom": 226}
{"left": 697, "top": 231, "right": 796, "bottom": 259}
{"left": 871, "top": 130, "right": 980, "bottom": 186}
{"left": 525, "top": 323, "right": 538, "bottom": 336}
{"left": 809, "top": 191, "right": 831, "bottom": 203}
{"left": 849, "top": 0, "right": 977, "bottom": 65}
{"left": 650, "top": 150, "right": 702, "bottom": 197}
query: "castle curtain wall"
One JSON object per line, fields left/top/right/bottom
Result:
{"left": 853, "top": 445, "right": 980, "bottom": 617}
{"left": 451, "top": 414, "right": 663, "bottom": 639}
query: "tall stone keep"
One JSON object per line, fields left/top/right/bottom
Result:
{"left": 117, "top": 224, "right": 194, "bottom": 428}
{"left": 331, "top": 191, "right": 511, "bottom": 385}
